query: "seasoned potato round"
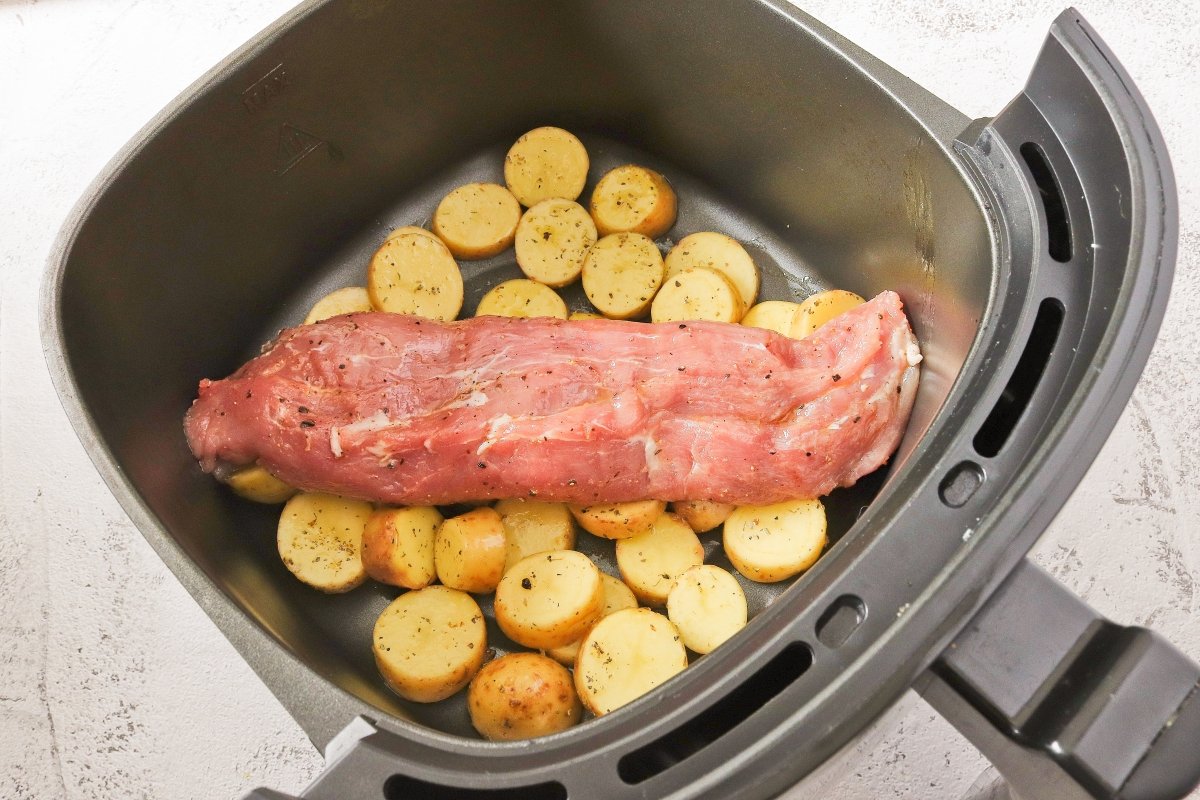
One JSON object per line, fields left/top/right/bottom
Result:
{"left": 504, "top": 126, "right": 590, "bottom": 207}
{"left": 574, "top": 608, "right": 687, "bottom": 715}
{"left": 546, "top": 573, "right": 639, "bottom": 666}
{"left": 741, "top": 300, "right": 804, "bottom": 337}
{"left": 432, "top": 182, "right": 522, "bottom": 259}
{"left": 495, "top": 499, "right": 576, "bottom": 575}
{"left": 615, "top": 512, "right": 705, "bottom": 605}
{"left": 373, "top": 586, "right": 486, "bottom": 703}
{"left": 303, "top": 286, "right": 373, "bottom": 324}
{"left": 569, "top": 499, "right": 665, "bottom": 540}
{"left": 666, "top": 565, "right": 747, "bottom": 654}
{"left": 367, "top": 232, "right": 463, "bottom": 321}
{"left": 792, "top": 289, "right": 866, "bottom": 339}
{"left": 277, "top": 492, "right": 373, "bottom": 593}
{"left": 384, "top": 225, "right": 440, "bottom": 244}
{"left": 671, "top": 500, "right": 735, "bottom": 533}
{"left": 225, "top": 465, "right": 296, "bottom": 504}
{"left": 568, "top": 310, "right": 603, "bottom": 320}
{"left": 723, "top": 499, "right": 827, "bottom": 583}
{"left": 468, "top": 653, "right": 582, "bottom": 740}
{"left": 476, "top": 278, "right": 568, "bottom": 319}
{"left": 514, "top": 199, "right": 598, "bottom": 287}
{"left": 362, "top": 506, "right": 443, "bottom": 589}
{"left": 650, "top": 267, "right": 743, "bottom": 324}
{"left": 589, "top": 164, "right": 677, "bottom": 239}
{"left": 581, "top": 233, "right": 666, "bottom": 320}
{"left": 494, "top": 550, "right": 604, "bottom": 649}
{"left": 664, "top": 232, "right": 758, "bottom": 316}
{"left": 435, "top": 507, "right": 508, "bottom": 594}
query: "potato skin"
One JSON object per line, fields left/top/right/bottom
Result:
{"left": 361, "top": 506, "right": 442, "bottom": 589}
{"left": 468, "top": 653, "right": 582, "bottom": 740}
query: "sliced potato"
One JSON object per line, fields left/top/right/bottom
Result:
{"left": 467, "top": 653, "right": 582, "bottom": 740}
{"left": 589, "top": 164, "right": 677, "bottom": 239}
{"left": 373, "top": 585, "right": 486, "bottom": 703}
{"left": 650, "top": 267, "right": 742, "bottom": 324}
{"left": 303, "top": 286, "right": 373, "bottom": 325}
{"left": 574, "top": 608, "right": 687, "bottom": 715}
{"left": 367, "top": 233, "right": 463, "bottom": 321}
{"left": 514, "top": 199, "right": 598, "bottom": 287}
{"left": 495, "top": 499, "right": 576, "bottom": 575}
{"left": 277, "top": 492, "right": 372, "bottom": 592}
{"left": 664, "top": 232, "right": 758, "bottom": 316}
{"left": 741, "top": 300, "right": 804, "bottom": 337}
{"left": 568, "top": 310, "right": 603, "bottom": 320}
{"left": 384, "top": 225, "right": 440, "bottom": 243}
{"left": 615, "top": 512, "right": 705, "bottom": 605}
{"left": 666, "top": 565, "right": 747, "bottom": 654}
{"left": 432, "top": 182, "right": 522, "bottom": 259}
{"left": 546, "top": 573, "right": 639, "bottom": 666}
{"left": 494, "top": 550, "right": 604, "bottom": 650}
{"left": 362, "top": 506, "right": 442, "bottom": 589}
{"left": 581, "top": 233, "right": 666, "bottom": 320}
{"left": 723, "top": 499, "right": 827, "bottom": 583}
{"left": 569, "top": 499, "right": 665, "bottom": 540}
{"left": 792, "top": 289, "right": 867, "bottom": 339}
{"left": 225, "top": 465, "right": 296, "bottom": 504}
{"left": 476, "top": 278, "right": 568, "bottom": 319}
{"left": 504, "top": 126, "right": 589, "bottom": 207}
{"left": 435, "top": 507, "right": 508, "bottom": 594}
{"left": 671, "top": 500, "right": 734, "bottom": 533}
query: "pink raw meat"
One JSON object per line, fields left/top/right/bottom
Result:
{"left": 184, "top": 291, "right": 921, "bottom": 505}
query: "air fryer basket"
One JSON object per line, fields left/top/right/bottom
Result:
{"left": 41, "top": 2, "right": 1197, "bottom": 799}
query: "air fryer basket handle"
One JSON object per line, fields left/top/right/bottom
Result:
{"left": 921, "top": 559, "right": 1200, "bottom": 800}
{"left": 920, "top": 10, "right": 1196, "bottom": 799}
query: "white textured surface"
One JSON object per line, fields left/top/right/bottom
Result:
{"left": 1, "top": 1, "right": 1196, "bottom": 798}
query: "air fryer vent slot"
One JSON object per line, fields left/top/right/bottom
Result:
{"left": 617, "top": 642, "right": 813, "bottom": 785}
{"left": 973, "top": 299, "right": 1064, "bottom": 457}
{"left": 383, "top": 776, "right": 567, "bottom": 800}
{"left": 816, "top": 595, "right": 867, "bottom": 649}
{"left": 1020, "top": 141, "right": 1073, "bottom": 263}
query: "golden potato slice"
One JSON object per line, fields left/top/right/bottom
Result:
{"left": 435, "top": 507, "right": 508, "bottom": 594}
{"left": 303, "top": 286, "right": 373, "bottom": 325}
{"left": 616, "top": 512, "right": 705, "bottom": 605}
{"left": 432, "top": 182, "right": 522, "bottom": 259}
{"left": 568, "top": 310, "right": 603, "bottom": 320}
{"left": 475, "top": 278, "right": 569, "bottom": 319}
{"left": 581, "top": 233, "right": 665, "bottom": 320}
{"left": 671, "top": 500, "right": 735, "bottom": 533}
{"left": 791, "top": 289, "right": 867, "bottom": 339}
{"left": 468, "top": 653, "right": 582, "bottom": 741}
{"left": 514, "top": 199, "right": 598, "bottom": 287}
{"left": 373, "top": 585, "right": 486, "bottom": 703}
{"left": 384, "top": 225, "right": 440, "bottom": 243}
{"left": 495, "top": 499, "right": 576, "bottom": 575}
{"left": 545, "top": 573, "right": 639, "bottom": 666}
{"left": 367, "top": 233, "right": 463, "bottom": 321}
{"left": 362, "top": 506, "right": 442, "bottom": 589}
{"left": 741, "top": 300, "right": 804, "bottom": 337}
{"left": 574, "top": 608, "right": 687, "bottom": 715}
{"left": 225, "top": 465, "right": 296, "bottom": 504}
{"left": 664, "top": 232, "right": 758, "bottom": 316}
{"left": 277, "top": 492, "right": 372, "bottom": 593}
{"left": 589, "top": 165, "right": 677, "bottom": 239}
{"left": 666, "top": 565, "right": 747, "bottom": 654}
{"left": 723, "top": 499, "right": 827, "bottom": 583}
{"left": 569, "top": 499, "right": 665, "bottom": 540}
{"left": 494, "top": 550, "right": 604, "bottom": 649}
{"left": 650, "top": 267, "right": 742, "bottom": 324}
{"left": 504, "top": 126, "right": 590, "bottom": 207}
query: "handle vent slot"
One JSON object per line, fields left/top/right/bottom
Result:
{"left": 1020, "top": 141, "right": 1073, "bottom": 263}
{"left": 383, "top": 777, "right": 566, "bottom": 800}
{"left": 617, "top": 642, "right": 813, "bottom": 785}
{"left": 973, "top": 298, "right": 1064, "bottom": 458}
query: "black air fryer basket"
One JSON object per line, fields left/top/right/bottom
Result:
{"left": 41, "top": 2, "right": 1198, "bottom": 798}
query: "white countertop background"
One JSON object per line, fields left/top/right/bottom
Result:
{"left": 2, "top": 1, "right": 1196, "bottom": 798}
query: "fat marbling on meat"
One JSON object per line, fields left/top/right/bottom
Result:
{"left": 185, "top": 291, "right": 921, "bottom": 505}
